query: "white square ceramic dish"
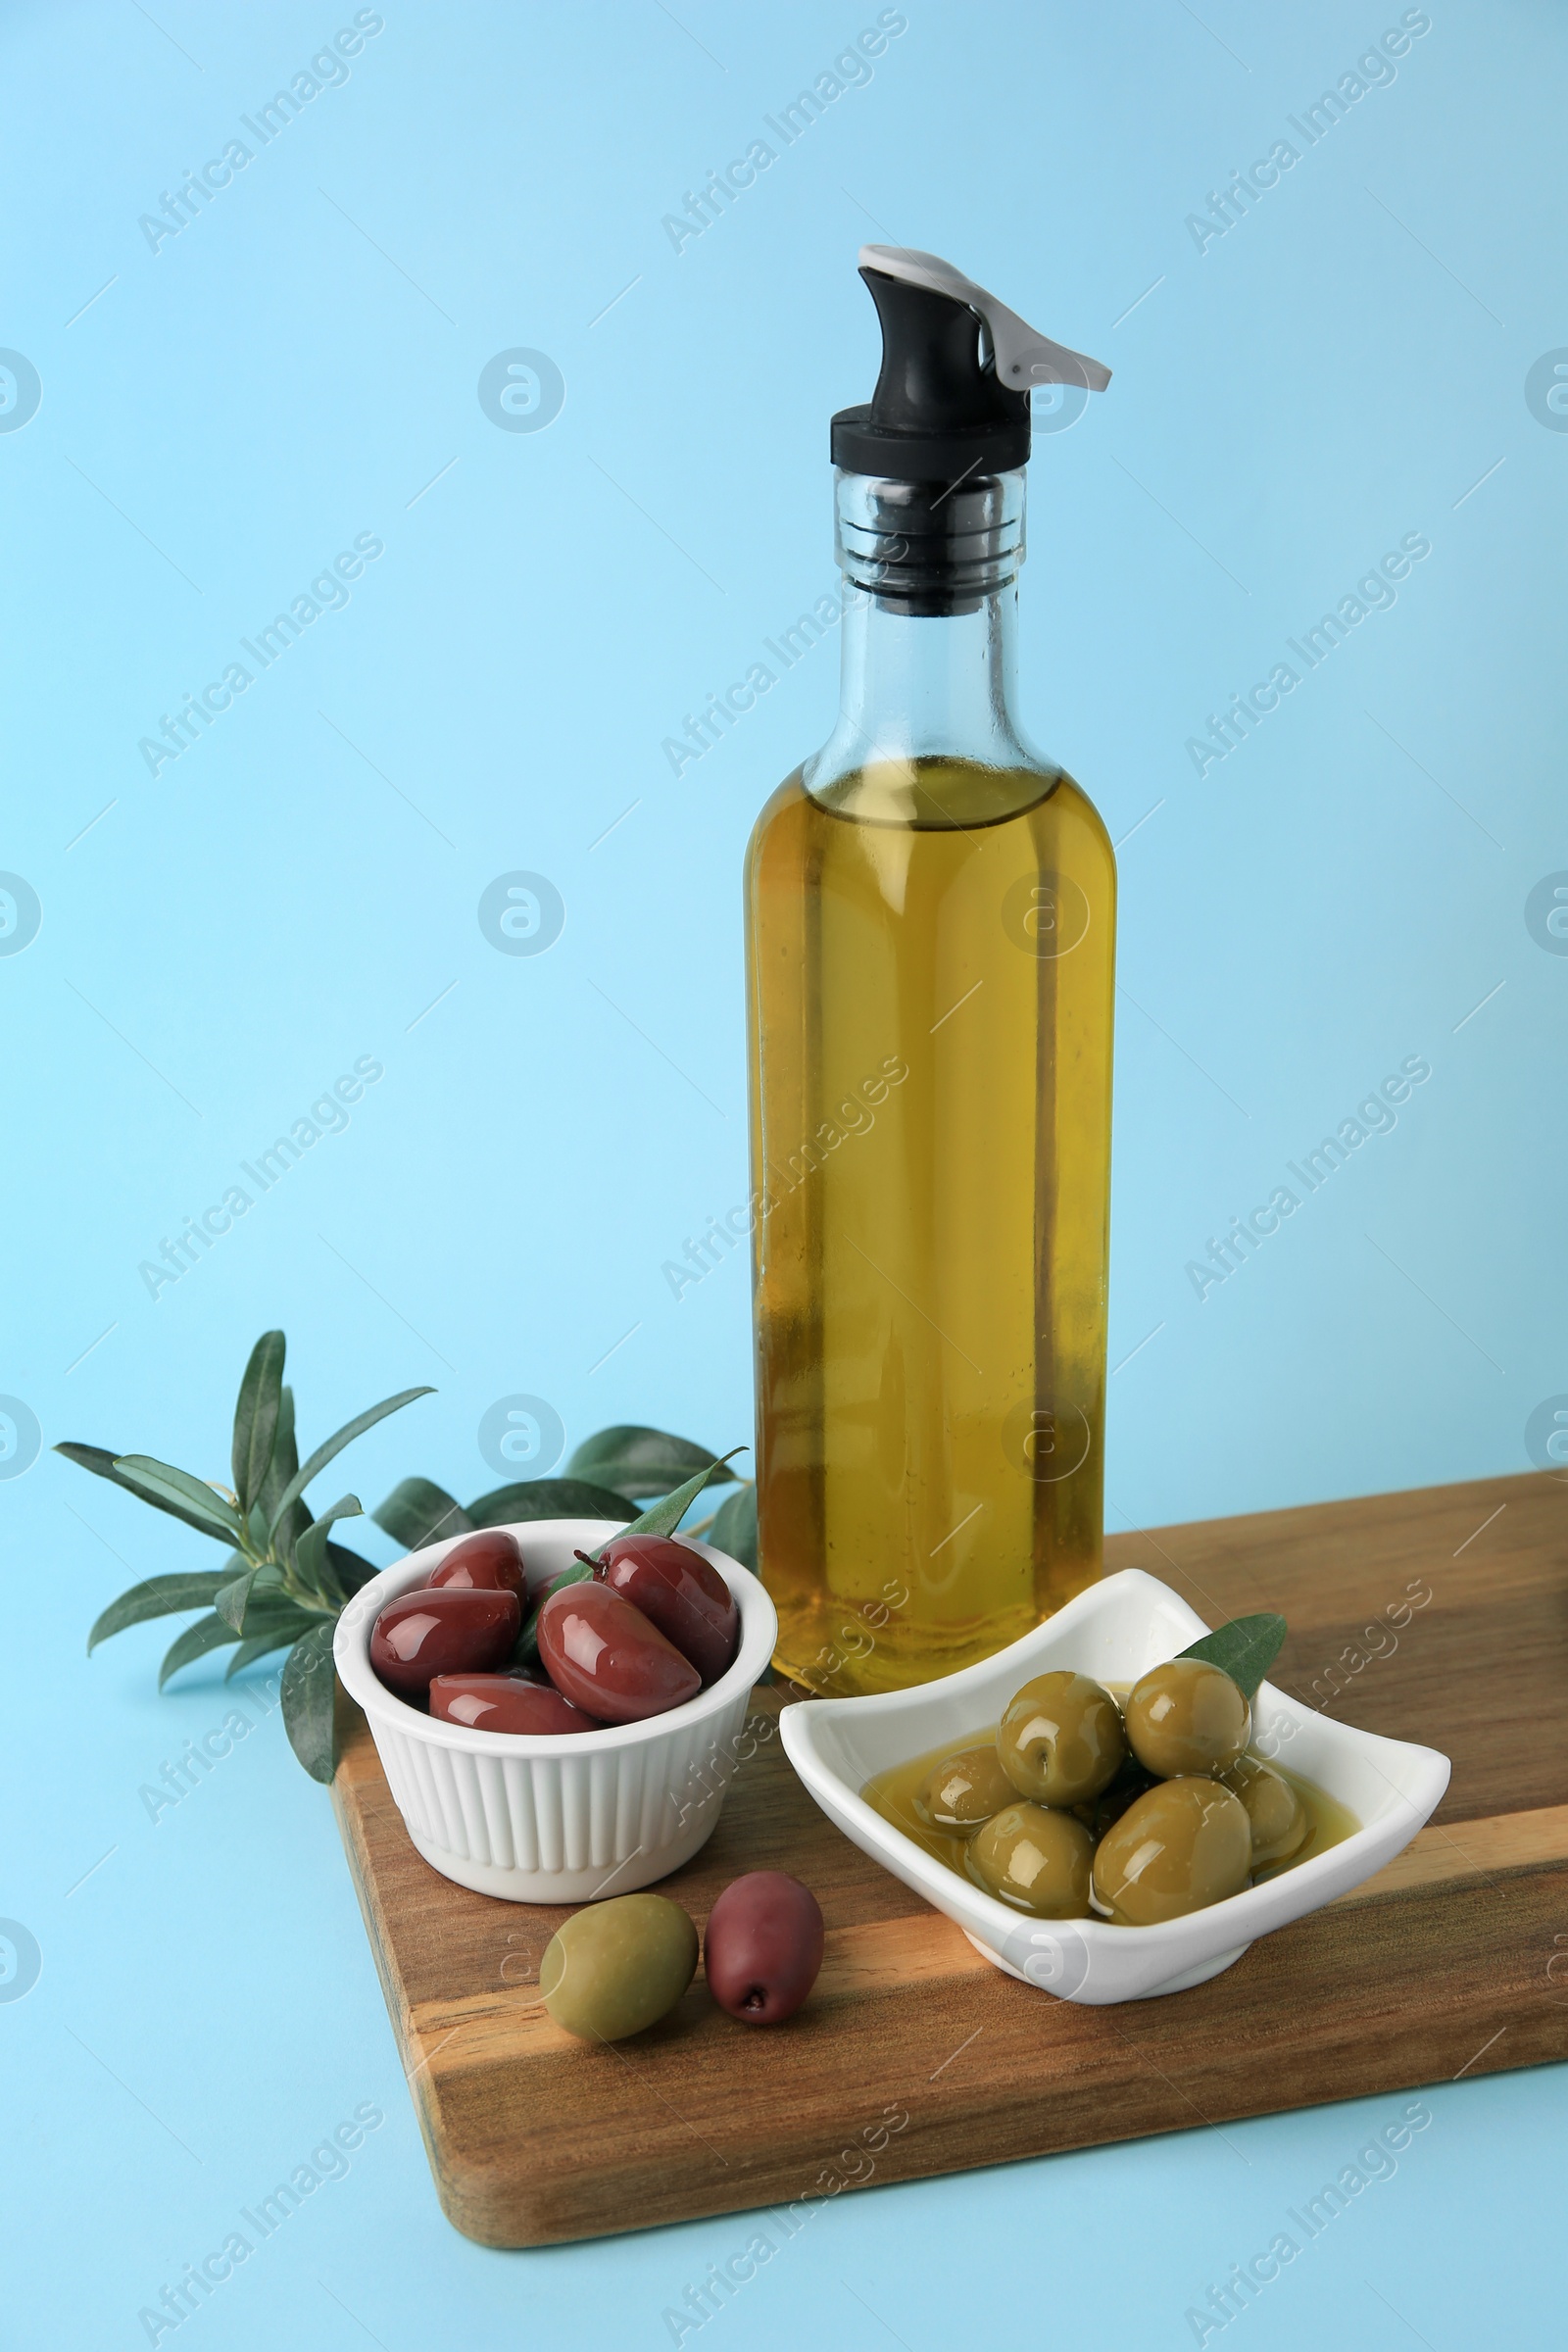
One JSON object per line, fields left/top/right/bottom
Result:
{"left": 781, "top": 1567, "right": 1449, "bottom": 2004}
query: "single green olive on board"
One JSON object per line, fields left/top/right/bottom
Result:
{"left": 539, "top": 1894, "right": 699, "bottom": 2042}
{"left": 966, "top": 1802, "right": 1095, "bottom": 1918}
{"left": 917, "top": 1744, "right": 1017, "bottom": 1832}
{"left": 1091, "top": 1777, "right": 1252, "bottom": 1926}
{"left": 997, "top": 1671, "right": 1127, "bottom": 1807}
{"left": 1123, "top": 1657, "right": 1251, "bottom": 1779}
{"left": 1223, "top": 1755, "right": 1309, "bottom": 1867}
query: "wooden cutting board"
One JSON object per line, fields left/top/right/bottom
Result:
{"left": 331, "top": 1469, "right": 1568, "bottom": 2247}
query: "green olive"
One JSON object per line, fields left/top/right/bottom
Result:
{"left": 1124, "top": 1657, "right": 1250, "bottom": 1778}
{"left": 917, "top": 1744, "right": 1016, "bottom": 1831}
{"left": 1091, "top": 1777, "right": 1252, "bottom": 1926}
{"left": 1222, "top": 1756, "right": 1308, "bottom": 1867}
{"left": 998, "top": 1671, "right": 1127, "bottom": 1806}
{"left": 966, "top": 1802, "right": 1095, "bottom": 1918}
{"left": 539, "top": 1893, "right": 699, "bottom": 2041}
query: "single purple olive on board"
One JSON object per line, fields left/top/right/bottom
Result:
{"left": 703, "top": 1871, "right": 824, "bottom": 2025}
{"left": 595, "top": 1533, "right": 740, "bottom": 1685}
{"left": 428, "top": 1672, "right": 602, "bottom": 1735}
{"left": 536, "top": 1582, "right": 701, "bottom": 1724}
{"left": 369, "top": 1586, "right": 520, "bottom": 1697}
{"left": 426, "top": 1528, "right": 527, "bottom": 1604}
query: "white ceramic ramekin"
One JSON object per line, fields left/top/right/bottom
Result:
{"left": 334, "top": 1518, "right": 776, "bottom": 1903}
{"left": 782, "top": 1567, "right": 1450, "bottom": 2005}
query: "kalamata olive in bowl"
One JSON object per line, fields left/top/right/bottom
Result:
{"left": 1124, "top": 1657, "right": 1250, "bottom": 1779}
{"left": 426, "top": 1528, "right": 526, "bottom": 1603}
{"left": 966, "top": 1802, "right": 1095, "bottom": 1918}
{"left": 703, "top": 1872, "right": 824, "bottom": 2024}
{"left": 540, "top": 1893, "right": 699, "bottom": 2041}
{"left": 998, "top": 1670, "right": 1127, "bottom": 1807}
{"left": 595, "top": 1533, "right": 740, "bottom": 1684}
{"left": 1092, "top": 1777, "right": 1252, "bottom": 1925}
{"left": 429, "top": 1672, "right": 601, "bottom": 1735}
{"left": 369, "top": 1585, "right": 519, "bottom": 1697}
{"left": 1222, "top": 1755, "right": 1308, "bottom": 1867}
{"left": 917, "top": 1744, "right": 1016, "bottom": 1832}
{"left": 537, "top": 1581, "right": 701, "bottom": 1724}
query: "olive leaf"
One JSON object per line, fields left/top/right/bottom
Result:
{"left": 372, "top": 1478, "right": 471, "bottom": 1551}
{"left": 704, "top": 1482, "right": 757, "bottom": 1572}
{"left": 87, "top": 1567, "right": 241, "bottom": 1653}
{"left": 321, "top": 1540, "right": 378, "bottom": 1600}
{"left": 256, "top": 1385, "right": 309, "bottom": 1546}
{"left": 466, "top": 1477, "right": 640, "bottom": 1528}
{"left": 564, "top": 1426, "right": 740, "bottom": 1501}
{"left": 231, "top": 1330, "right": 286, "bottom": 1516}
{"left": 513, "top": 1447, "right": 747, "bottom": 1666}
{"left": 216, "top": 1561, "right": 266, "bottom": 1633}
{"left": 159, "top": 1611, "right": 243, "bottom": 1689}
{"left": 1177, "top": 1612, "right": 1287, "bottom": 1700}
{"left": 114, "top": 1456, "right": 246, "bottom": 1546}
{"left": 69, "top": 1331, "right": 437, "bottom": 1782}
{"left": 68, "top": 1348, "right": 753, "bottom": 1792}
{"left": 620, "top": 1448, "right": 748, "bottom": 1544}
{"left": 266, "top": 1386, "right": 434, "bottom": 1536}
{"left": 280, "top": 1622, "right": 338, "bottom": 1783}
{"left": 58, "top": 1445, "right": 239, "bottom": 1545}
{"left": 292, "top": 1494, "right": 363, "bottom": 1597}
{"left": 373, "top": 1474, "right": 640, "bottom": 1546}
{"left": 227, "top": 1612, "right": 318, "bottom": 1679}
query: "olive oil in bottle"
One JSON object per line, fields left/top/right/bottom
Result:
{"left": 745, "top": 249, "right": 1116, "bottom": 1695}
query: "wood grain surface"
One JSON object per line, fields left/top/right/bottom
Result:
{"left": 331, "top": 1469, "right": 1568, "bottom": 2246}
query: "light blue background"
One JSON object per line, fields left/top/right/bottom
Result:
{"left": 3, "top": 3, "right": 1562, "bottom": 2344}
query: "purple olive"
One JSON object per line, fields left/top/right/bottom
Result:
{"left": 703, "top": 1872, "right": 824, "bottom": 2025}
{"left": 429, "top": 1672, "right": 602, "bottom": 1735}
{"left": 537, "top": 1582, "right": 700, "bottom": 1724}
{"left": 369, "top": 1585, "right": 519, "bottom": 1697}
{"left": 596, "top": 1534, "right": 740, "bottom": 1685}
{"left": 426, "top": 1529, "right": 527, "bottom": 1604}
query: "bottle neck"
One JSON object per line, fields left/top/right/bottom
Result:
{"left": 828, "top": 584, "right": 1025, "bottom": 770}
{"left": 807, "top": 467, "right": 1041, "bottom": 796}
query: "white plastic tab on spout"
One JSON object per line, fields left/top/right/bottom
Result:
{"left": 858, "top": 245, "right": 1111, "bottom": 394}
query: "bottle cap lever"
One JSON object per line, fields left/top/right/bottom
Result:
{"left": 859, "top": 245, "right": 1111, "bottom": 393}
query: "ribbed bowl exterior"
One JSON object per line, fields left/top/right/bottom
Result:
{"left": 334, "top": 1519, "right": 776, "bottom": 1903}
{"left": 368, "top": 1676, "right": 754, "bottom": 1882}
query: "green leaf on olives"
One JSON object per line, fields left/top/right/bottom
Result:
{"left": 514, "top": 1447, "right": 748, "bottom": 1666}
{"left": 1177, "top": 1611, "right": 1286, "bottom": 1701}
